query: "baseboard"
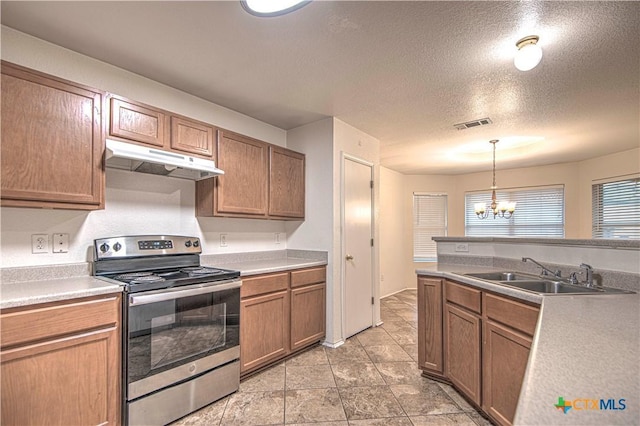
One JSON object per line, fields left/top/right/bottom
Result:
{"left": 322, "top": 339, "right": 345, "bottom": 349}
{"left": 381, "top": 287, "right": 417, "bottom": 299}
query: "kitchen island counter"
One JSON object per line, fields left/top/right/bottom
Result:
{"left": 417, "top": 266, "right": 639, "bottom": 425}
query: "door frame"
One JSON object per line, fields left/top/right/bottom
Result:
{"left": 340, "top": 152, "right": 375, "bottom": 341}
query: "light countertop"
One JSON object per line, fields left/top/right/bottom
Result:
{"left": 203, "top": 257, "right": 327, "bottom": 276}
{"left": 0, "top": 276, "right": 122, "bottom": 309}
{"left": 416, "top": 266, "right": 640, "bottom": 425}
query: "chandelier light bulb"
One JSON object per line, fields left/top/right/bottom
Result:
{"left": 514, "top": 35, "right": 542, "bottom": 71}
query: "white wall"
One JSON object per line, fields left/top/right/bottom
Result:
{"left": 286, "top": 118, "right": 336, "bottom": 342}
{"left": 0, "top": 26, "right": 290, "bottom": 267}
{"left": 379, "top": 167, "right": 407, "bottom": 297}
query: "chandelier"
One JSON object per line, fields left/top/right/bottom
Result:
{"left": 474, "top": 140, "right": 516, "bottom": 219}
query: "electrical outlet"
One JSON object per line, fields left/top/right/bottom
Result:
{"left": 220, "top": 233, "right": 228, "bottom": 247}
{"left": 31, "top": 234, "right": 48, "bottom": 254}
{"left": 53, "top": 233, "right": 69, "bottom": 253}
{"left": 455, "top": 243, "right": 469, "bottom": 252}
{"left": 275, "top": 233, "right": 281, "bottom": 244}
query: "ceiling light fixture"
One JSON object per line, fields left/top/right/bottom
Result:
{"left": 474, "top": 140, "right": 516, "bottom": 219}
{"left": 241, "top": 0, "right": 311, "bottom": 17}
{"left": 514, "top": 35, "right": 542, "bottom": 71}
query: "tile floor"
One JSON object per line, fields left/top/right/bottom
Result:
{"left": 171, "top": 289, "right": 492, "bottom": 426}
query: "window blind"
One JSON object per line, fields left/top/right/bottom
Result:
{"left": 592, "top": 177, "right": 640, "bottom": 239}
{"left": 413, "top": 194, "right": 447, "bottom": 261}
{"left": 465, "top": 186, "right": 564, "bottom": 237}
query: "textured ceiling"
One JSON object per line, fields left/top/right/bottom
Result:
{"left": 1, "top": 1, "right": 639, "bottom": 174}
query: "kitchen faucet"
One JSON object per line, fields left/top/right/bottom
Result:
{"left": 569, "top": 263, "right": 595, "bottom": 287}
{"left": 521, "top": 257, "right": 562, "bottom": 278}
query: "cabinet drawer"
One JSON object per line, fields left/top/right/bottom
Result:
{"left": 241, "top": 273, "right": 289, "bottom": 298}
{"left": 445, "top": 281, "right": 481, "bottom": 314}
{"left": 291, "top": 267, "right": 326, "bottom": 288}
{"left": 1, "top": 295, "right": 120, "bottom": 348}
{"left": 484, "top": 293, "right": 540, "bottom": 336}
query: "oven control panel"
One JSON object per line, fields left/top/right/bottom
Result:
{"left": 94, "top": 235, "right": 202, "bottom": 259}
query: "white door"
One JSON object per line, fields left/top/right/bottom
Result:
{"left": 343, "top": 156, "right": 374, "bottom": 338}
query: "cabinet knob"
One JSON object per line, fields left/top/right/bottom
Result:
{"left": 345, "top": 254, "right": 354, "bottom": 261}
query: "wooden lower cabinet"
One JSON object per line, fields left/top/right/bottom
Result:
{"left": 0, "top": 294, "right": 121, "bottom": 426}
{"left": 418, "top": 275, "right": 540, "bottom": 426}
{"left": 240, "top": 290, "right": 290, "bottom": 373}
{"left": 240, "top": 267, "right": 326, "bottom": 375}
{"left": 291, "top": 283, "right": 326, "bottom": 350}
{"left": 445, "top": 303, "right": 482, "bottom": 405}
{"left": 417, "top": 277, "right": 445, "bottom": 379}
{"left": 483, "top": 321, "right": 532, "bottom": 426}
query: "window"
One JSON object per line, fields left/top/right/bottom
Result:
{"left": 592, "top": 177, "right": 640, "bottom": 239}
{"left": 465, "top": 186, "right": 564, "bottom": 237}
{"left": 413, "top": 193, "right": 447, "bottom": 262}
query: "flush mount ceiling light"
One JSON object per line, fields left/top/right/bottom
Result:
{"left": 514, "top": 35, "right": 543, "bottom": 71}
{"left": 474, "top": 140, "right": 516, "bottom": 219}
{"left": 241, "top": 0, "right": 311, "bottom": 17}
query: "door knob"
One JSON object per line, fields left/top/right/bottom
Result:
{"left": 345, "top": 254, "right": 354, "bottom": 261}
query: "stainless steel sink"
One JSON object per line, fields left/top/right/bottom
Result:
{"left": 464, "top": 271, "right": 538, "bottom": 281}
{"left": 463, "top": 272, "right": 634, "bottom": 295}
{"left": 503, "top": 280, "right": 602, "bottom": 294}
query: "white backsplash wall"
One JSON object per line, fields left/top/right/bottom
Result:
{"left": 0, "top": 169, "right": 286, "bottom": 268}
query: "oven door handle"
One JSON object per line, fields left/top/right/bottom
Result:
{"left": 129, "top": 279, "right": 242, "bottom": 306}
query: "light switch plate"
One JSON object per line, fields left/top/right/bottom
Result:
{"left": 53, "top": 233, "right": 69, "bottom": 253}
{"left": 220, "top": 234, "right": 228, "bottom": 247}
{"left": 455, "top": 243, "right": 469, "bottom": 252}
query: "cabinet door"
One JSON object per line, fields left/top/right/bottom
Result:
{"left": 170, "top": 116, "right": 214, "bottom": 157}
{"left": 290, "top": 283, "right": 326, "bottom": 351}
{"left": 1, "top": 62, "right": 104, "bottom": 210}
{"left": 240, "top": 290, "right": 289, "bottom": 374}
{"left": 216, "top": 130, "right": 268, "bottom": 217}
{"left": 269, "top": 146, "right": 305, "bottom": 219}
{"left": 417, "top": 277, "right": 445, "bottom": 378}
{"left": 483, "top": 321, "right": 532, "bottom": 426}
{"left": 445, "top": 303, "right": 481, "bottom": 405}
{"left": 109, "top": 97, "right": 167, "bottom": 147}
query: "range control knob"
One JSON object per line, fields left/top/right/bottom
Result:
{"left": 193, "top": 240, "right": 200, "bottom": 248}
{"left": 113, "top": 242, "right": 122, "bottom": 252}
{"left": 99, "top": 243, "right": 110, "bottom": 253}
{"left": 185, "top": 240, "right": 192, "bottom": 248}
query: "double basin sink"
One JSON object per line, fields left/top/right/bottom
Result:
{"left": 463, "top": 271, "right": 632, "bottom": 295}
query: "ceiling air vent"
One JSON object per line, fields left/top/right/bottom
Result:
{"left": 454, "top": 117, "right": 493, "bottom": 130}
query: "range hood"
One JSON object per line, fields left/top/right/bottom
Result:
{"left": 105, "top": 139, "right": 223, "bottom": 181}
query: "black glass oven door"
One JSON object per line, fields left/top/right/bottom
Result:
{"left": 127, "top": 281, "right": 240, "bottom": 387}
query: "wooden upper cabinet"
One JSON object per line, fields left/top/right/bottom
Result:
{"left": 215, "top": 130, "right": 269, "bottom": 217}
{"left": 109, "top": 97, "right": 167, "bottom": 147}
{"left": 0, "top": 62, "right": 104, "bottom": 210}
{"left": 269, "top": 146, "right": 305, "bottom": 219}
{"left": 170, "top": 115, "right": 214, "bottom": 157}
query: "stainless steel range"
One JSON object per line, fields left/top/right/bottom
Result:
{"left": 93, "top": 235, "right": 241, "bottom": 426}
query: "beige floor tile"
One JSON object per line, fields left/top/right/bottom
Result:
{"left": 331, "top": 362, "right": 386, "bottom": 388}
{"left": 285, "top": 388, "right": 346, "bottom": 424}
{"left": 348, "top": 417, "right": 413, "bottom": 425}
{"left": 286, "top": 345, "right": 329, "bottom": 366}
{"left": 240, "top": 363, "right": 285, "bottom": 392}
{"left": 286, "top": 422, "right": 348, "bottom": 426}
{"left": 388, "top": 328, "right": 418, "bottom": 345}
{"left": 410, "top": 413, "right": 477, "bottom": 425}
{"left": 400, "top": 344, "right": 419, "bottom": 362}
{"left": 390, "top": 383, "right": 462, "bottom": 416}
{"left": 286, "top": 364, "right": 336, "bottom": 389}
{"left": 170, "top": 396, "right": 228, "bottom": 425}
{"left": 375, "top": 361, "right": 425, "bottom": 385}
{"left": 220, "top": 391, "right": 284, "bottom": 425}
{"left": 355, "top": 327, "right": 397, "bottom": 346}
{"left": 395, "top": 310, "right": 418, "bottom": 322}
{"left": 379, "top": 320, "right": 411, "bottom": 333}
{"left": 467, "top": 411, "right": 495, "bottom": 426}
{"left": 436, "top": 382, "right": 477, "bottom": 413}
{"left": 338, "top": 385, "right": 405, "bottom": 420}
{"left": 363, "top": 344, "right": 413, "bottom": 363}
{"left": 326, "top": 340, "right": 371, "bottom": 365}
{"left": 381, "top": 310, "right": 404, "bottom": 322}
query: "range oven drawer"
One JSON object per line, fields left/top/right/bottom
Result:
{"left": 128, "top": 360, "right": 240, "bottom": 426}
